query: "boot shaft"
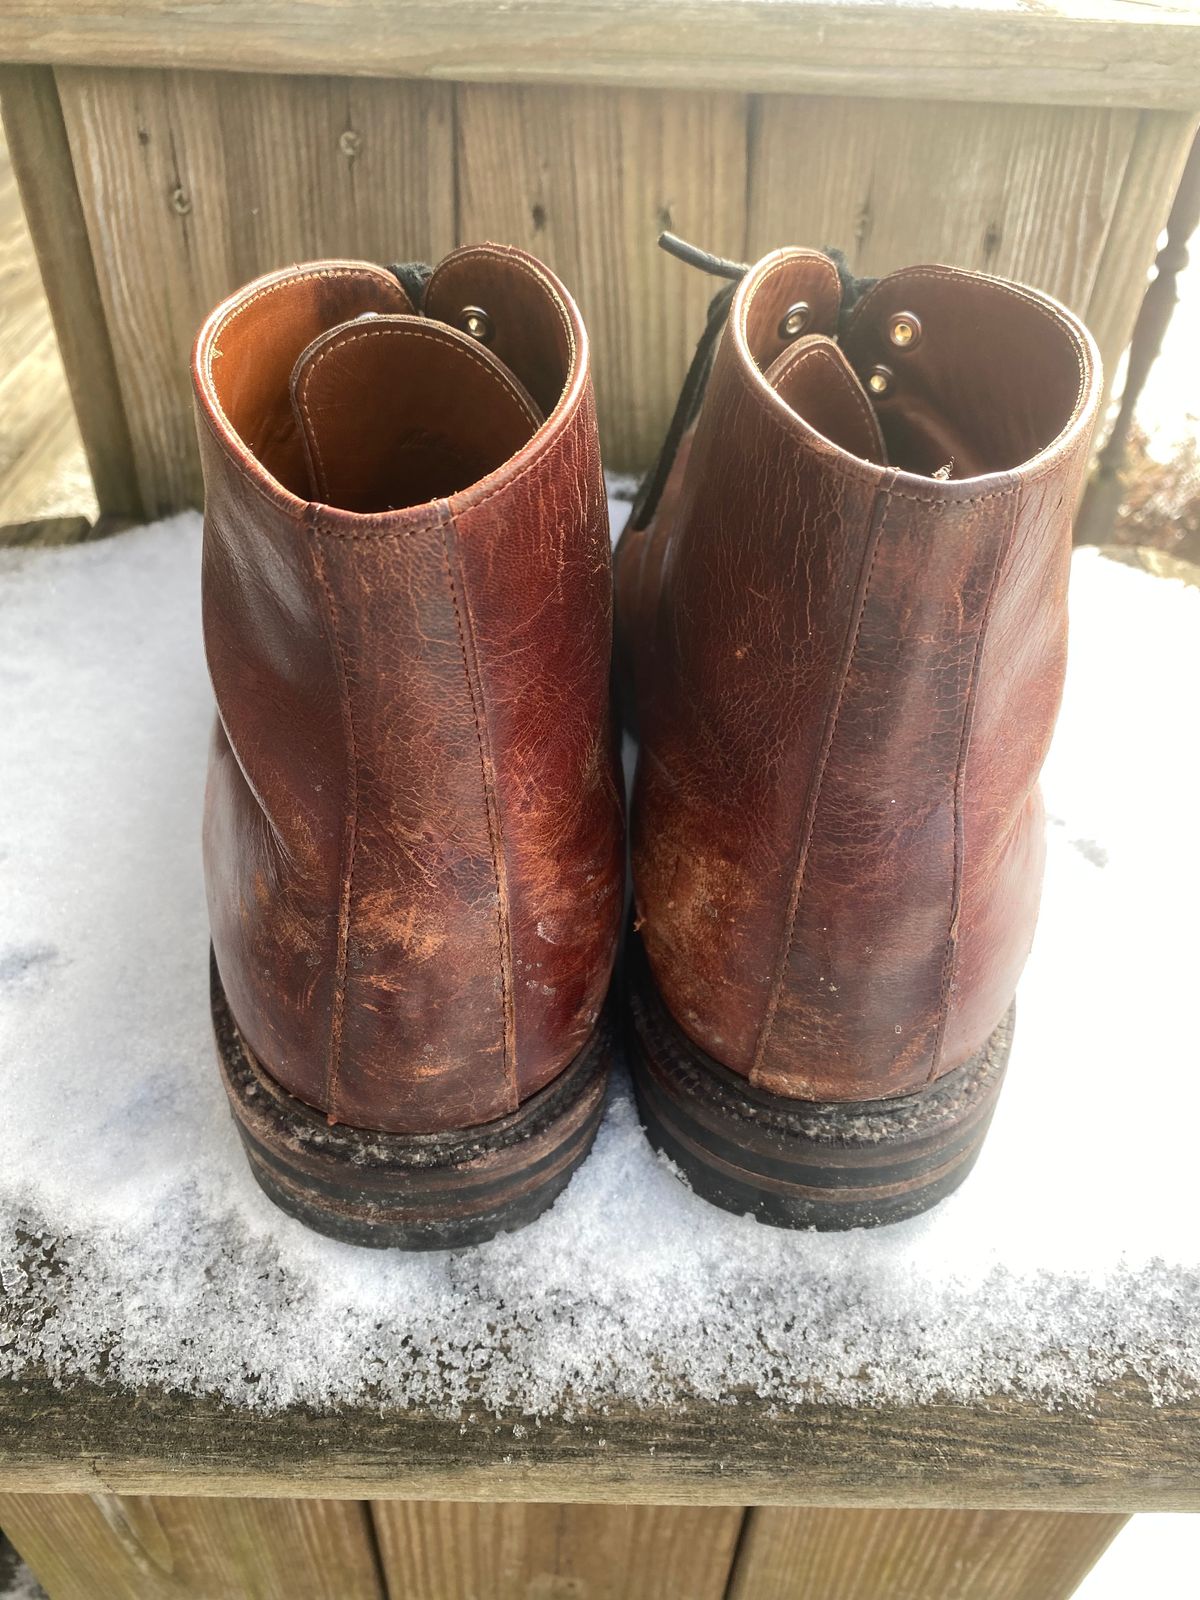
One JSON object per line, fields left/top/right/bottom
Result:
{"left": 624, "top": 249, "right": 1100, "bottom": 1099}
{"left": 195, "top": 249, "right": 623, "bottom": 1135}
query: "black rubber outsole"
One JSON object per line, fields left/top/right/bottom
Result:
{"left": 211, "top": 950, "right": 614, "bottom": 1250}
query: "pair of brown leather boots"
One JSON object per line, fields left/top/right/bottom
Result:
{"left": 193, "top": 238, "right": 1100, "bottom": 1249}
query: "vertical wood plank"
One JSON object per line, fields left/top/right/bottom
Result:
{"left": 456, "top": 83, "right": 748, "bottom": 471}
{"left": 0, "top": 1491, "right": 385, "bottom": 1600}
{"left": 55, "top": 66, "right": 455, "bottom": 515}
{"left": 0, "top": 110, "right": 94, "bottom": 534}
{"left": 372, "top": 1499, "right": 745, "bottom": 1600}
{"left": 748, "top": 97, "right": 1142, "bottom": 380}
{"left": 727, "top": 1507, "right": 1129, "bottom": 1600}
{"left": 1083, "top": 108, "right": 1198, "bottom": 401}
{"left": 0, "top": 65, "right": 140, "bottom": 520}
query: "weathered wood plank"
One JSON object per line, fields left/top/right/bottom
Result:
{"left": 373, "top": 1501, "right": 745, "bottom": 1598}
{"left": 456, "top": 83, "right": 747, "bottom": 469}
{"left": 25, "top": 73, "right": 1196, "bottom": 506}
{"left": 1084, "top": 109, "right": 1199, "bottom": 404}
{"left": 55, "top": 66, "right": 455, "bottom": 514}
{"left": 0, "top": 1, "right": 1199, "bottom": 111}
{"left": 0, "top": 1373, "right": 1197, "bottom": 1510}
{"left": 726, "top": 1506, "right": 1129, "bottom": 1600}
{"left": 0, "top": 1491, "right": 385, "bottom": 1599}
{"left": 0, "top": 515, "right": 94, "bottom": 547}
{"left": 748, "top": 97, "right": 1146, "bottom": 385}
{"left": 0, "top": 65, "right": 138, "bottom": 520}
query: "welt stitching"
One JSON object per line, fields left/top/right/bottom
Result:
{"left": 439, "top": 507, "right": 516, "bottom": 1109}
{"left": 928, "top": 486, "right": 1021, "bottom": 1083}
{"left": 750, "top": 482, "right": 893, "bottom": 1083}
{"left": 306, "top": 508, "right": 360, "bottom": 1122}
{"left": 296, "top": 324, "right": 543, "bottom": 498}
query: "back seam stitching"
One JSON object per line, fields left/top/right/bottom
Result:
{"left": 749, "top": 478, "right": 894, "bottom": 1084}
{"left": 439, "top": 506, "right": 517, "bottom": 1110}
{"left": 929, "top": 483, "right": 1021, "bottom": 1081}
{"left": 306, "top": 509, "right": 359, "bottom": 1122}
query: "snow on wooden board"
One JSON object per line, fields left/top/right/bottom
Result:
{"left": 0, "top": 497, "right": 1197, "bottom": 1419}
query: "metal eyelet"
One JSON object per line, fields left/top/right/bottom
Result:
{"left": 867, "top": 365, "right": 893, "bottom": 397}
{"left": 777, "top": 302, "right": 811, "bottom": 340}
{"left": 460, "top": 305, "right": 493, "bottom": 344}
{"left": 888, "top": 311, "right": 922, "bottom": 350}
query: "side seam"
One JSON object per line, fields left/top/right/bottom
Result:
{"left": 306, "top": 505, "right": 360, "bottom": 1123}
{"left": 929, "top": 483, "right": 1022, "bottom": 1081}
{"left": 750, "top": 474, "right": 895, "bottom": 1084}
{"left": 439, "top": 504, "right": 518, "bottom": 1111}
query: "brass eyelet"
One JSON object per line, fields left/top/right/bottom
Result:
{"left": 888, "top": 312, "right": 922, "bottom": 350}
{"left": 867, "top": 365, "right": 893, "bottom": 397}
{"left": 460, "top": 305, "right": 494, "bottom": 344}
{"left": 777, "top": 302, "right": 811, "bottom": 340}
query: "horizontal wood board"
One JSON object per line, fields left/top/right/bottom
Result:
{"left": 2, "top": 1, "right": 1200, "bottom": 110}
{"left": 28, "top": 67, "right": 1196, "bottom": 509}
{"left": 0, "top": 1371, "right": 1197, "bottom": 1510}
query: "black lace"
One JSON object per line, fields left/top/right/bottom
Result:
{"left": 387, "top": 259, "right": 433, "bottom": 309}
{"left": 629, "top": 233, "right": 876, "bottom": 530}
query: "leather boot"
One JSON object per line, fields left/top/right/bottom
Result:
{"left": 193, "top": 247, "right": 623, "bottom": 1247}
{"left": 616, "top": 240, "right": 1101, "bottom": 1228}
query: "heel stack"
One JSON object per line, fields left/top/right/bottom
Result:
{"left": 625, "top": 935, "right": 1012, "bottom": 1230}
{"left": 211, "top": 949, "right": 612, "bottom": 1249}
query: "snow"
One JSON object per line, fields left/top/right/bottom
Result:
{"left": 0, "top": 492, "right": 1198, "bottom": 1418}
{"left": 0, "top": 1540, "right": 44, "bottom": 1600}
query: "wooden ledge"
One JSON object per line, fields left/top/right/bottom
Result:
{"left": 2, "top": 1372, "right": 1198, "bottom": 1509}
{"left": 1, "top": 0, "right": 1199, "bottom": 110}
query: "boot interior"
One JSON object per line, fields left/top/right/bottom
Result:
{"left": 203, "top": 265, "right": 410, "bottom": 499}
{"left": 289, "top": 317, "right": 543, "bottom": 514}
{"left": 841, "top": 267, "right": 1091, "bottom": 479}
{"left": 746, "top": 256, "right": 1092, "bottom": 481}
{"left": 200, "top": 255, "right": 573, "bottom": 510}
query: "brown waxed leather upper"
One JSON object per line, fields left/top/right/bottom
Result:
{"left": 617, "top": 250, "right": 1101, "bottom": 1102}
{"left": 194, "top": 247, "right": 623, "bottom": 1135}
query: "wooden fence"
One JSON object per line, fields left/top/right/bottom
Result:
{"left": 0, "top": 1495, "right": 1130, "bottom": 1599}
{"left": 2, "top": 5, "right": 1198, "bottom": 520}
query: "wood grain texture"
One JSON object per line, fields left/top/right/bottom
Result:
{"left": 24, "top": 73, "right": 1195, "bottom": 502}
{"left": 1084, "top": 109, "right": 1199, "bottom": 405}
{"left": 0, "top": 1372, "right": 1198, "bottom": 1510}
{"left": 55, "top": 65, "right": 455, "bottom": 514}
{"left": 0, "top": 1491, "right": 384, "bottom": 1599}
{"left": 749, "top": 97, "right": 1199, "bottom": 413}
{"left": 0, "top": 65, "right": 136, "bottom": 520}
{"left": 456, "top": 83, "right": 747, "bottom": 470}
{"left": 0, "top": 124, "right": 94, "bottom": 530}
{"left": 726, "top": 1506, "right": 1129, "bottom": 1600}
{"left": 749, "top": 97, "right": 1146, "bottom": 386}
{"left": 373, "top": 1500, "right": 744, "bottom": 1599}
{"left": 1, "top": 1, "right": 1199, "bottom": 110}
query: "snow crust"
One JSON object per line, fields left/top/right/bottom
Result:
{"left": 1, "top": 500, "right": 1198, "bottom": 1416}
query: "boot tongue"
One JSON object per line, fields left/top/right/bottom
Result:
{"left": 289, "top": 314, "right": 543, "bottom": 513}
{"left": 763, "top": 334, "right": 887, "bottom": 466}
